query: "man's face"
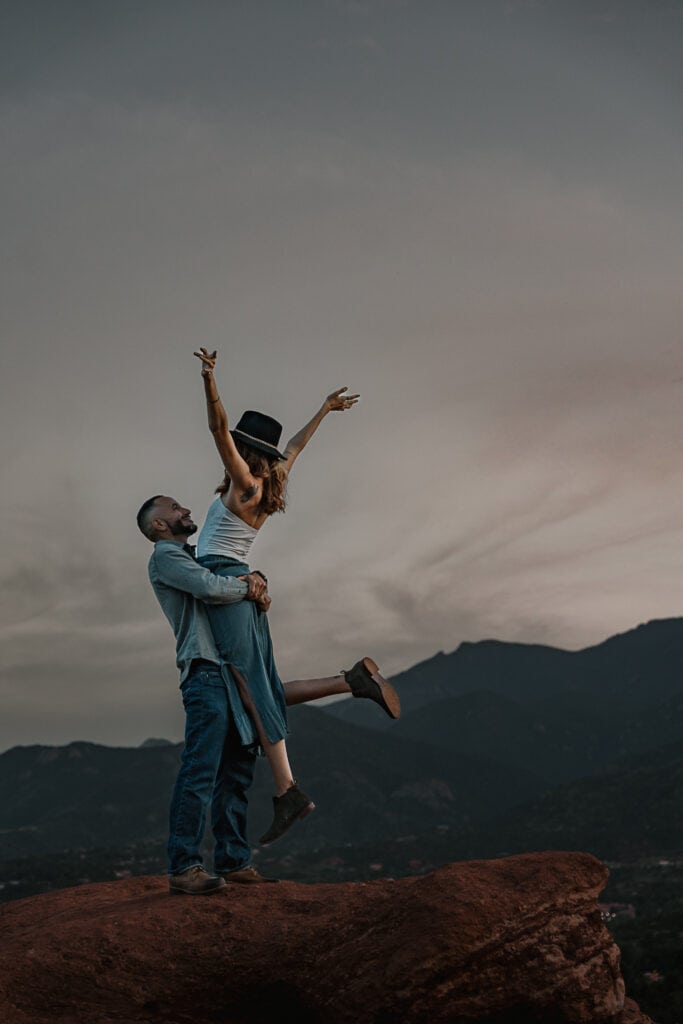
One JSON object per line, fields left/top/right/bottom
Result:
{"left": 152, "top": 497, "right": 197, "bottom": 538}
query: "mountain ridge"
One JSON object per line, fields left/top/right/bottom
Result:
{"left": 3, "top": 616, "right": 682, "bottom": 888}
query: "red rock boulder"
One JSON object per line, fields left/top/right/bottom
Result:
{"left": 0, "top": 851, "right": 652, "bottom": 1024}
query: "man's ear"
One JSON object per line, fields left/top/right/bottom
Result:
{"left": 151, "top": 517, "right": 168, "bottom": 536}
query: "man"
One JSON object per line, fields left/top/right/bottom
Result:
{"left": 137, "top": 494, "right": 401, "bottom": 896}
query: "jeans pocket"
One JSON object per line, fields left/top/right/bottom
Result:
{"left": 181, "top": 678, "right": 200, "bottom": 709}
{"left": 182, "top": 668, "right": 224, "bottom": 709}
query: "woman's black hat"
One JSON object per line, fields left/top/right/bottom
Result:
{"left": 231, "top": 410, "right": 287, "bottom": 461}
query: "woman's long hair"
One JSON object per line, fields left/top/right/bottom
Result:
{"left": 215, "top": 440, "right": 287, "bottom": 515}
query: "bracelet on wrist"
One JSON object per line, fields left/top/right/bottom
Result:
{"left": 208, "top": 396, "right": 220, "bottom": 404}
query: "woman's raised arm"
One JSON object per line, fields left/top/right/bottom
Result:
{"left": 279, "top": 386, "right": 360, "bottom": 474}
{"left": 193, "top": 348, "right": 256, "bottom": 494}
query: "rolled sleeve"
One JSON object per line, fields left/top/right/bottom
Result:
{"left": 151, "top": 544, "right": 248, "bottom": 603}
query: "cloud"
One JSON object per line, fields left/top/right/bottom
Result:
{"left": 2, "top": 0, "right": 683, "bottom": 748}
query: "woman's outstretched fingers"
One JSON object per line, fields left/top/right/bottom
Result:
{"left": 326, "top": 386, "right": 360, "bottom": 412}
{"left": 193, "top": 348, "right": 218, "bottom": 373}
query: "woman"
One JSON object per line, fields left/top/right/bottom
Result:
{"left": 193, "top": 347, "right": 393, "bottom": 847}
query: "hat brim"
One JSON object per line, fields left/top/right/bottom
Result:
{"left": 231, "top": 429, "right": 287, "bottom": 461}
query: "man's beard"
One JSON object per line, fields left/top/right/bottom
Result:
{"left": 170, "top": 520, "right": 197, "bottom": 537}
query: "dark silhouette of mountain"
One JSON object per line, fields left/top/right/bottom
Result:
{"left": 449, "top": 737, "right": 683, "bottom": 863}
{"left": 380, "top": 686, "right": 683, "bottom": 788}
{"left": 385, "top": 689, "right": 610, "bottom": 784}
{"left": 326, "top": 641, "right": 576, "bottom": 729}
{"left": 4, "top": 617, "right": 683, "bottom": 912}
{"left": 261, "top": 738, "right": 683, "bottom": 882}
{"left": 0, "top": 741, "right": 181, "bottom": 856}
{"left": 0, "top": 706, "right": 543, "bottom": 861}
{"left": 321, "top": 618, "right": 683, "bottom": 793}
{"left": 326, "top": 617, "right": 683, "bottom": 731}
{"left": 607, "top": 689, "right": 683, "bottom": 757}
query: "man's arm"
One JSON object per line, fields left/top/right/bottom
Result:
{"left": 151, "top": 544, "right": 262, "bottom": 604}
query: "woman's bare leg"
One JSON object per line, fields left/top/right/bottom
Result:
{"left": 230, "top": 667, "right": 295, "bottom": 796}
{"left": 283, "top": 674, "right": 349, "bottom": 706}
{"left": 283, "top": 660, "right": 401, "bottom": 720}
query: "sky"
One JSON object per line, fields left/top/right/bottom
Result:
{"left": 2, "top": 0, "right": 683, "bottom": 751}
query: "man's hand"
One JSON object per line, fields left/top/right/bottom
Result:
{"left": 240, "top": 572, "right": 268, "bottom": 602}
{"left": 255, "top": 594, "right": 272, "bottom": 614}
{"left": 324, "top": 386, "right": 360, "bottom": 413}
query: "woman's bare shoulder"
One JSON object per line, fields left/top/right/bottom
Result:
{"left": 222, "top": 489, "right": 268, "bottom": 529}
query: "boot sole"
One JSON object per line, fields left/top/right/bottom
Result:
{"left": 362, "top": 657, "right": 401, "bottom": 719}
{"left": 169, "top": 883, "right": 226, "bottom": 895}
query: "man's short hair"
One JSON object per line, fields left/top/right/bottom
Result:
{"left": 136, "top": 495, "right": 163, "bottom": 539}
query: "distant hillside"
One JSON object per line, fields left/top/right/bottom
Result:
{"left": 264, "top": 739, "right": 683, "bottom": 880}
{"left": 323, "top": 619, "right": 683, "bottom": 790}
{"left": 3, "top": 618, "right": 683, "bottom": 905}
{"left": 325, "top": 617, "right": 683, "bottom": 731}
{"left": 0, "top": 706, "right": 542, "bottom": 861}
{"left": 450, "top": 737, "right": 683, "bottom": 863}
{"left": 387, "top": 689, "right": 612, "bottom": 784}
{"left": 0, "top": 741, "right": 181, "bottom": 856}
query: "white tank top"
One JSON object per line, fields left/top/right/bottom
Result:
{"left": 197, "top": 498, "right": 259, "bottom": 561}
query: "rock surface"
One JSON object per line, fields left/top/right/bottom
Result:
{"left": 0, "top": 851, "right": 653, "bottom": 1024}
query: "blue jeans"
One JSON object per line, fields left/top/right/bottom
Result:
{"left": 167, "top": 661, "right": 256, "bottom": 876}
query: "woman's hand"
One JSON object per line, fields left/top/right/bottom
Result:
{"left": 194, "top": 347, "right": 217, "bottom": 377}
{"left": 279, "top": 386, "right": 361, "bottom": 472}
{"left": 324, "top": 386, "right": 360, "bottom": 413}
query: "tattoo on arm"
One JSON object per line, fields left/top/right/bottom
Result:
{"left": 240, "top": 484, "right": 258, "bottom": 504}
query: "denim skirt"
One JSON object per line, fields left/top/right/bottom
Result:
{"left": 197, "top": 555, "right": 289, "bottom": 751}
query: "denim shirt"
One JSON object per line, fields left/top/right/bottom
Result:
{"left": 148, "top": 540, "right": 248, "bottom": 683}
